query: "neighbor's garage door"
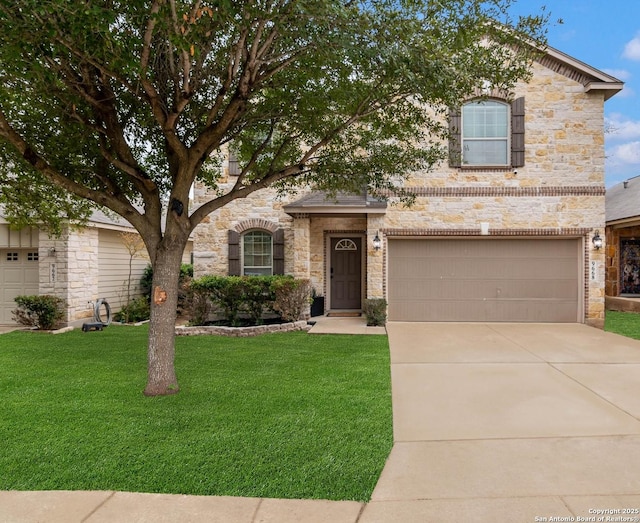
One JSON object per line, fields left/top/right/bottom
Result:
{"left": 0, "top": 249, "right": 39, "bottom": 324}
{"left": 387, "top": 238, "right": 581, "bottom": 322}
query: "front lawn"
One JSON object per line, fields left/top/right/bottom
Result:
{"left": 605, "top": 310, "right": 640, "bottom": 340}
{"left": 0, "top": 327, "right": 392, "bottom": 501}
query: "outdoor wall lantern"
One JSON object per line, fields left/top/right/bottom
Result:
{"left": 592, "top": 231, "right": 603, "bottom": 250}
{"left": 373, "top": 232, "right": 382, "bottom": 251}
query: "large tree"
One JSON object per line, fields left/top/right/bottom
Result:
{"left": 0, "top": 0, "right": 546, "bottom": 395}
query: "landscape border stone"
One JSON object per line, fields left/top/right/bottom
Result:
{"left": 175, "top": 320, "right": 310, "bottom": 337}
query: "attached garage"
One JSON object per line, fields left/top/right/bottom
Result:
{"left": 0, "top": 249, "right": 40, "bottom": 324}
{"left": 387, "top": 238, "right": 582, "bottom": 322}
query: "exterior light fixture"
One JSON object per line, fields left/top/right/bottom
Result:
{"left": 373, "top": 232, "right": 382, "bottom": 251}
{"left": 592, "top": 231, "right": 603, "bottom": 250}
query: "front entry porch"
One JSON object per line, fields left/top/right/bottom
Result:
{"left": 283, "top": 190, "right": 387, "bottom": 317}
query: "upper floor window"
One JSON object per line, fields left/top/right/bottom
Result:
{"left": 462, "top": 100, "right": 509, "bottom": 166}
{"left": 242, "top": 230, "right": 273, "bottom": 275}
{"left": 449, "top": 97, "right": 525, "bottom": 169}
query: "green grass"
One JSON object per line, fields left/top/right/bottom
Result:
{"left": 0, "top": 326, "right": 392, "bottom": 501}
{"left": 605, "top": 310, "right": 640, "bottom": 340}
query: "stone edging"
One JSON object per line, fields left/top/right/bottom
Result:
{"left": 175, "top": 320, "right": 310, "bottom": 337}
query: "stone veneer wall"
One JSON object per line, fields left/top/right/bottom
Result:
{"left": 39, "top": 226, "right": 99, "bottom": 325}
{"left": 192, "top": 60, "right": 608, "bottom": 324}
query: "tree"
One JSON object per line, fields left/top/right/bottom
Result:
{"left": 0, "top": 0, "right": 547, "bottom": 395}
{"left": 120, "top": 230, "right": 149, "bottom": 320}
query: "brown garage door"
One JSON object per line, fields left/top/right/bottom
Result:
{"left": 387, "top": 238, "right": 581, "bottom": 322}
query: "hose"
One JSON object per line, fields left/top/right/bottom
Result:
{"left": 94, "top": 298, "right": 111, "bottom": 326}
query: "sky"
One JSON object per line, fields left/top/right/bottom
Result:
{"left": 512, "top": 0, "right": 640, "bottom": 187}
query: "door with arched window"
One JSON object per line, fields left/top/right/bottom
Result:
{"left": 330, "top": 237, "right": 362, "bottom": 309}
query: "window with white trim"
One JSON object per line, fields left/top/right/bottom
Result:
{"left": 462, "top": 100, "right": 509, "bottom": 166}
{"left": 242, "top": 230, "right": 273, "bottom": 275}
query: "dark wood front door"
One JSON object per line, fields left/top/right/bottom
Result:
{"left": 330, "top": 237, "right": 362, "bottom": 309}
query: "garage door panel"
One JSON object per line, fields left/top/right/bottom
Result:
{"left": 389, "top": 277, "right": 578, "bottom": 301}
{"left": 387, "top": 239, "right": 580, "bottom": 323}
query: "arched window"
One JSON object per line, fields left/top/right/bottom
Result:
{"left": 462, "top": 100, "right": 509, "bottom": 166}
{"left": 242, "top": 230, "right": 273, "bottom": 275}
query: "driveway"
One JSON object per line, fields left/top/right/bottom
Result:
{"left": 361, "top": 323, "right": 640, "bottom": 522}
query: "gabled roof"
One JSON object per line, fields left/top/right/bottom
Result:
{"left": 539, "top": 45, "right": 623, "bottom": 101}
{"left": 606, "top": 176, "right": 640, "bottom": 223}
{"left": 283, "top": 191, "right": 387, "bottom": 215}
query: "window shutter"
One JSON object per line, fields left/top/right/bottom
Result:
{"left": 511, "top": 97, "right": 525, "bottom": 168}
{"left": 228, "top": 230, "right": 241, "bottom": 275}
{"left": 448, "top": 109, "right": 462, "bottom": 167}
{"left": 273, "top": 228, "right": 285, "bottom": 275}
{"left": 228, "top": 152, "right": 240, "bottom": 176}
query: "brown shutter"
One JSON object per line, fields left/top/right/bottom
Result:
{"left": 448, "top": 109, "right": 462, "bottom": 167}
{"left": 511, "top": 97, "right": 525, "bottom": 168}
{"left": 273, "top": 228, "right": 285, "bottom": 275}
{"left": 228, "top": 230, "right": 241, "bottom": 275}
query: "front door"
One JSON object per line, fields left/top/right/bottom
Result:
{"left": 330, "top": 237, "right": 362, "bottom": 309}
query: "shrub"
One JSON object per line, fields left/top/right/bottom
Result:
{"left": 241, "top": 276, "right": 276, "bottom": 325}
{"left": 363, "top": 298, "right": 387, "bottom": 326}
{"left": 189, "top": 276, "right": 245, "bottom": 326}
{"left": 184, "top": 279, "right": 212, "bottom": 326}
{"left": 187, "top": 275, "right": 309, "bottom": 326}
{"left": 114, "top": 296, "right": 150, "bottom": 323}
{"left": 272, "top": 278, "right": 312, "bottom": 322}
{"left": 12, "top": 295, "right": 67, "bottom": 330}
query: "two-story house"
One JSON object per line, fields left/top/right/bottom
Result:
{"left": 193, "top": 44, "right": 622, "bottom": 327}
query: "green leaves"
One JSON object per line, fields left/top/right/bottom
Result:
{"left": 0, "top": 0, "right": 547, "bottom": 233}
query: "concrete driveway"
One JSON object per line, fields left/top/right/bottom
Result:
{"left": 361, "top": 323, "right": 640, "bottom": 522}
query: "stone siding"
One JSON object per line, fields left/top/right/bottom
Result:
{"left": 193, "top": 60, "right": 608, "bottom": 324}
{"left": 39, "top": 226, "right": 100, "bottom": 324}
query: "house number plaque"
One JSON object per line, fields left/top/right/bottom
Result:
{"left": 591, "top": 260, "right": 596, "bottom": 281}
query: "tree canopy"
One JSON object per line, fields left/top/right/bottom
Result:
{"left": 0, "top": 0, "right": 548, "bottom": 394}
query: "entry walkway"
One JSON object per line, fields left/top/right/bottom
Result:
{"left": 4, "top": 322, "right": 640, "bottom": 521}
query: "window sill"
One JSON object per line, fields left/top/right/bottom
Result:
{"left": 458, "top": 166, "right": 514, "bottom": 172}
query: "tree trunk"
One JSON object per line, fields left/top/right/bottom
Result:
{"left": 143, "top": 239, "right": 184, "bottom": 396}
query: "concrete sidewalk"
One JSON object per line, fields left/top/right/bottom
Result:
{"left": 5, "top": 321, "right": 640, "bottom": 522}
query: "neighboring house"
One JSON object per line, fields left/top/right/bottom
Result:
{"left": 193, "top": 44, "right": 622, "bottom": 326}
{"left": 0, "top": 209, "right": 193, "bottom": 326}
{"left": 604, "top": 176, "right": 640, "bottom": 300}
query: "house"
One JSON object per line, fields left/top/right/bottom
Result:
{"left": 193, "top": 45, "right": 622, "bottom": 327}
{"left": 0, "top": 209, "right": 193, "bottom": 327}
{"left": 604, "top": 176, "right": 640, "bottom": 309}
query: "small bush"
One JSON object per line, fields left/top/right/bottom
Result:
{"left": 363, "top": 298, "right": 387, "bottom": 326}
{"left": 272, "top": 278, "right": 312, "bottom": 322}
{"left": 114, "top": 296, "right": 150, "bottom": 323}
{"left": 12, "top": 295, "right": 67, "bottom": 330}
{"left": 241, "top": 276, "right": 276, "bottom": 325}
{"left": 184, "top": 279, "right": 212, "bottom": 326}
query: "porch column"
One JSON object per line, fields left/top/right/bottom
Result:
{"left": 291, "top": 213, "right": 311, "bottom": 279}
{"left": 367, "top": 214, "right": 386, "bottom": 299}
